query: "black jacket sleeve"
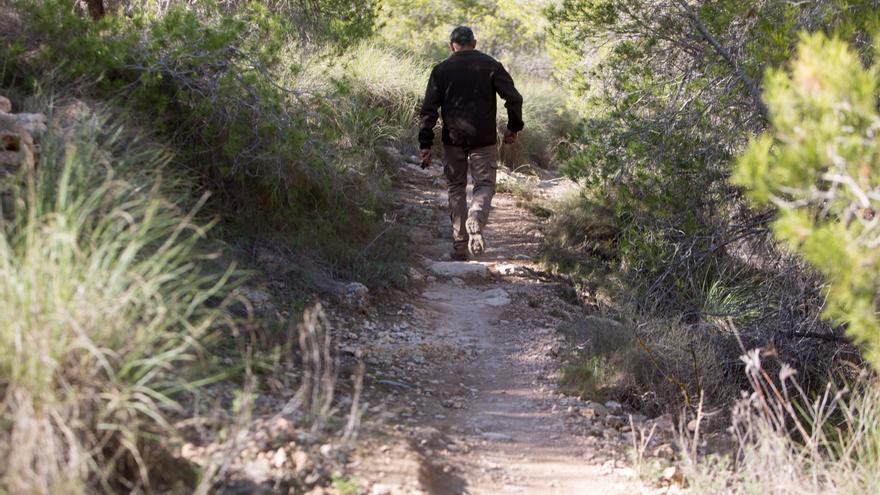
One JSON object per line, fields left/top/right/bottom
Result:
{"left": 493, "top": 63, "right": 524, "bottom": 132}
{"left": 418, "top": 68, "right": 442, "bottom": 149}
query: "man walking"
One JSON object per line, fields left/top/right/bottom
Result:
{"left": 419, "top": 26, "right": 524, "bottom": 261}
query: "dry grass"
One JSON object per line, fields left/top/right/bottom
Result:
{"left": 682, "top": 351, "right": 880, "bottom": 494}
{"left": 0, "top": 110, "right": 236, "bottom": 493}
{"left": 558, "top": 313, "right": 734, "bottom": 413}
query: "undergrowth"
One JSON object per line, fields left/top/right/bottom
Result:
{"left": 0, "top": 108, "right": 235, "bottom": 492}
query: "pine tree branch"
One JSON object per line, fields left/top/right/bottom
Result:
{"left": 675, "top": 0, "right": 768, "bottom": 121}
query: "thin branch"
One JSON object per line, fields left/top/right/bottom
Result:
{"left": 675, "top": 0, "right": 769, "bottom": 121}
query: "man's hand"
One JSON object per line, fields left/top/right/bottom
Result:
{"left": 419, "top": 148, "right": 432, "bottom": 169}
{"left": 503, "top": 128, "right": 519, "bottom": 144}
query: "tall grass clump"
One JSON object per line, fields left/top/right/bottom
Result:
{"left": 684, "top": 351, "right": 880, "bottom": 494}
{"left": 0, "top": 115, "right": 234, "bottom": 493}
{"left": 302, "top": 43, "right": 430, "bottom": 153}
{"left": 557, "top": 314, "right": 732, "bottom": 412}
{"left": 500, "top": 75, "right": 576, "bottom": 169}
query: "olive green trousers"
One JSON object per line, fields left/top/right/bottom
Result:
{"left": 442, "top": 143, "right": 498, "bottom": 252}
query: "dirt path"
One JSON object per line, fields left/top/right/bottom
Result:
{"left": 345, "top": 153, "right": 648, "bottom": 494}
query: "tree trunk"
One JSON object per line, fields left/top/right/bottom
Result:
{"left": 84, "top": 0, "right": 105, "bottom": 20}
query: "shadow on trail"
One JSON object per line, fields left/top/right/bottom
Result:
{"left": 407, "top": 437, "right": 469, "bottom": 495}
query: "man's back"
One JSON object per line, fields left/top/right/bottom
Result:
{"left": 419, "top": 50, "right": 523, "bottom": 150}
{"left": 419, "top": 27, "right": 524, "bottom": 260}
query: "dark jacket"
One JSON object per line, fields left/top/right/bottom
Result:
{"left": 418, "top": 50, "right": 524, "bottom": 150}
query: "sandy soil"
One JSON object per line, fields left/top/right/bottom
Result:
{"left": 346, "top": 155, "right": 647, "bottom": 495}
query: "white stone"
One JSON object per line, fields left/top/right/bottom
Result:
{"left": 14, "top": 113, "right": 47, "bottom": 134}
{"left": 604, "top": 400, "right": 623, "bottom": 413}
{"left": 494, "top": 263, "right": 528, "bottom": 276}
{"left": 341, "top": 282, "right": 370, "bottom": 311}
{"left": 480, "top": 288, "right": 511, "bottom": 307}
{"left": 271, "top": 447, "right": 286, "bottom": 468}
{"left": 241, "top": 458, "right": 272, "bottom": 484}
{"left": 371, "top": 484, "right": 393, "bottom": 495}
{"left": 428, "top": 261, "right": 488, "bottom": 279}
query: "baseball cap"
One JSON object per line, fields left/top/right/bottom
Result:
{"left": 450, "top": 26, "right": 476, "bottom": 45}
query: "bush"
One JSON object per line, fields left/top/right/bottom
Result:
{"left": 542, "top": 0, "right": 876, "bottom": 412}
{"left": 3, "top": 0, "right": 417, "bottom": 288}
{"left": 734, "top": 33, "right": 880, "bottom": 369}
{"left": 0, "top": 112, "right": 234, "bottom": 492}
{"left": 558, "top": 314, "right": 732, "bottom": 411}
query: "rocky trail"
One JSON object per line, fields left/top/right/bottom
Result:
{"left": 337, "top": 151, "right": 671, "bottom": 494}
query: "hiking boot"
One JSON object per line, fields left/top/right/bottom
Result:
{"left": 450, "top": 250, "right": 468, "bottom": 262}
{"left": 451, "top": 243, "right": 469, "bottom": 261}
{"left": 466, "top": 216, "right": 485, "bottom": 256}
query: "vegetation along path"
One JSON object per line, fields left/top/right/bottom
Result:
{"left": 344, "top": 150, "right": 657, "bottom": 494}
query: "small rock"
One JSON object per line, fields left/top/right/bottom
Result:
{"left": 291, "top": 450, "right": 314, "bottom": 474}
{"left": 582, "top": 402, "right": 609, "bottom": 418}
{"left": 371, "top": 484, "right": 393, "bottom": 495}
{"left": 268, "top": 417, "right": 296, "bottom": 441}
{"left": 652, "top": 413, "right": 675, "bottom": 432}
{"left": 428, "top": 261, "right": 489, "bottom": 279}
{"left": 687, "top": 418, "right": 699, "bottom": 432}
{"left": 13, "top": 113, "right": 47, "bottom": 135}
{"left": 480, "top": 288, "right": 511, "bottom": 307}
{"left": 653, "top": 443, "right": 675, "bottom": 461}
{"left": 52, "top": 99, "right": 93, "bottom": 135}
{"left": 407, "top": 267, "right": 425, "bottom": 285}
{"left": 662, "top": 465, "right": 686, "bottom": 486}
{"left": 605, "top": 416, "right": 626, "bottom": 429}
{"left": 0, "top": 96, "right": 10, "bottom": 113}
{"left": 628, "top": 414, "right": 648, "bottom": 424}
{"left": 240, "top": 287, "right": 276, "bottom": 316}
{"left": 451, "top": 277, "right": 465, "bottom": 286}
{"left": 341, "top": 282, "right": 370, "bottom": 311}
{"left": 494, "top": 263, "right": 528, "bottom": 276}
{"left": 513, "top": 254, "right": 532, "bottom": 261}
{"left": 241, "top": 458, "right": 272, "bottom": 484}
{"left": 0, "top": 113, "right": 35, "bottom": 175}
{"left": 271, "top": 448, "right": 286, "bottom": 468}
{"left": 604, "top": 400, "right": 623, "bottom": 414}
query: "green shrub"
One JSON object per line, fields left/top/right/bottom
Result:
{"left": 558, "top": 315, "right": 731, "bottom": 409}
{"left": 734, "top": 33, "right": 880, "bottom": 369}
{"left": 0, "top": 114, "right": 234, "bottom": 492}
{"left": 5, "top": 0, "right": 411, "bottom": 287}
{"left": 379, "top": 0, "right": 549, "bottom": 68}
